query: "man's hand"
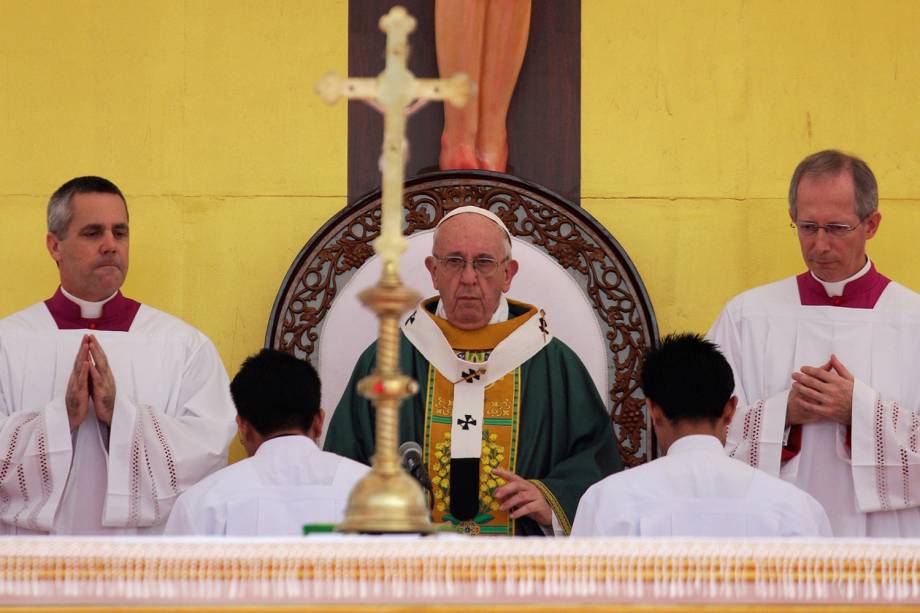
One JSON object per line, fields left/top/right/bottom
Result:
{"left": 492, "top": 468, "right": 553, "bottom": 526}
{"left": 65, "top": 336, "right": 91, "bottom": 430}
{"left": 788, "top": 355, "right": 854, "bottom": 426}
{"left": 87, "top": 335, "right": 117, "bottom": 426}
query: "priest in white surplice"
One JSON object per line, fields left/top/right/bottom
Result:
{"left": 165, "top": 349, "right": 369, "bottom": 536}
{"left": 0, "top": 176, "right": 236, "bottom": 535}
{"left": 708, "top": 150, "right": 920, "bottom": 537}
{"left": 571, "top": 333, "right": 831, "bottom": 537}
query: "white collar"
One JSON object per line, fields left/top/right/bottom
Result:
{"left": 435, "top": 295, "right": 509, "bottom": 324}
{"left": 255, "top": 434, "right": 318, "bottom": 456}
{"left": 665, "top": 434, "right": 726, "bottom": 456}
{"left": 61, "top": 287, "right": 118, "bottom": 319}
{"left": 810, "top": 258, "right": 871, "bottom": 298}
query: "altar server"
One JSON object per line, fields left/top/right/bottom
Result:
{"left": 165, "top": 349, "right": 369, "bottom": 536}
{"left": 571, "top": 333, "right": 831, "bottom": 538}
{"left": 0, "top": 176, "right": 236, "bottom": 534}
{"left": 708, "top": 150, "right": 920, "bottom": 537}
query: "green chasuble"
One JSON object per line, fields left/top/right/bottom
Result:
{"left": 324, "top": 299, "right": 622, "bottom": 536}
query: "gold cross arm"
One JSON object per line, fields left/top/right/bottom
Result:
{"left": 315, "top": 73, "right": 472, "bottom": 110}
{"left": 412, "top": 75, "right": 473, "bottom": 109}
{"left": 313, "top": 5, "right": 472, "bottom": 278}
{"left": 315, "top": 6, "right": 471, "bottom": 110}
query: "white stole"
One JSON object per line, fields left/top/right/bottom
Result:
{"left": 401, "top": 301, "right": 551, "bottom": 461}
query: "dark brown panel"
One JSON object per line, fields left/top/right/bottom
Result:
{"left": 348, "top": 0, "right": 580, "bottom": 204}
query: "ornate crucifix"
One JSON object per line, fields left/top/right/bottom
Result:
{"left": 315, "top": 6, "right": 471, "bottom": 533}
{"left": 316, "top": 5, "right": 471, "bottom": 280}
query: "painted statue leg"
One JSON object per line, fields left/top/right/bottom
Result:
{"left": 435, "top": 0, "right": 487, "bottom": 170}
{"left": 476, "top": 0, "right": 531, "bottom": 172}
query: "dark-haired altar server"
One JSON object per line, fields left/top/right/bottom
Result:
{"left": 571, "top": 334, "right": 831, "bottom": 537}
{"left": 165, "top": 349, "right": 369, "bottom": 535}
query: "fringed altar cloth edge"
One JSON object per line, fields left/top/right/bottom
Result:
{"left": 0, "top": 537, "right": 918, "bottom": 606}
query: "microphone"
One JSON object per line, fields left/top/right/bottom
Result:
{"left": 399, "top": 441, "right": 433, "bottom": 495}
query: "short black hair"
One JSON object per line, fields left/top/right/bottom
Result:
{"left": 640, "top": 333, "right": 734, "bottom": 424}
{"left": 48, "top": 176, "right": 127, "bottom": 238}
{"left": 230, "top": 349, "right": 321, "bottom": 437}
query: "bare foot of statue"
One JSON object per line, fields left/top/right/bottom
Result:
{"left": 439, "top": 137, "right": 480, "bottom": 170}
{"left": 436, "top": 0, "right": 531, "bottom": 174}
{"left": 475, "top": 142, "right": 508, "bottom": 173}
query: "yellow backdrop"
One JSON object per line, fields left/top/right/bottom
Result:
{"left": 1, "top": 1, "right": 918, "bottom": 464}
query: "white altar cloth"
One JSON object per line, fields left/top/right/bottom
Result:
{"left": 0, "top": 536, "right": 918, "bottom": 606}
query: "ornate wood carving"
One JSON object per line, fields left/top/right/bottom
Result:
{"left": 267, "top": 171, "right": 659, "bottom": 467}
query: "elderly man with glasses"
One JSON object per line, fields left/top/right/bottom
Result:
{"left": 325, "top": 206, "right": 621, "bottom": 536}
{"left": 708, "top": 149, "right": 920, "bottom": 537}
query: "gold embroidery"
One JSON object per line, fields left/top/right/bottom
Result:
{"left": 456, "top": 520, "right": 481, "bottom": 536}
{"left": 530, "top": 479, "right": 571, "bottom": 536}
{"left": 421, "top": 297, "right": 538, "bottom": 349}
{"left": 432, "top": 395, "right": 452, "bottom": 417}
{"left": 420, "top": 301, "right": 532, "bottom": 536}
{"left": 486, "top": 399, "right": 512, "bottom": 419}
{"left": 427, "top": 369, "right": 520, "bottom": 536}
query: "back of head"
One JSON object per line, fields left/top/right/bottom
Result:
{"left": 48, "top": 176, "right": 127, "bottom": 239}
{"left": 788, "top": 149, "right": 878, "bottom": 220}
{"left": 641, "top": 333, "right": 734, "bottom": 424}
{"left": 230, "top": 349, "right": 321, "bottom": 437}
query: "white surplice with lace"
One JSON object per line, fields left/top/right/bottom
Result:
{"left": 0, "top": 299, "right": 236, "bottom": 534}
{"left": 708, "top": 275, "right": 920, "bottom": 537}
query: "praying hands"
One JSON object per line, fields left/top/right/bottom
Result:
{"left": 65, "top": 335, "right": 117, "bottom": 429}
{"left": 788, "top": 354, "right": 854, "bottom": 426}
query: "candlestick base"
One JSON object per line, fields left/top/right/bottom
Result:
{"left": 337, "top": 277, "right": 435, "bottom": 534}
{"left": 338, "top": 469, "right": 436, "bottom": 534}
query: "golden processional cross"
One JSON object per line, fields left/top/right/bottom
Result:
{"left": 315, "top": 6, "right": 471, "bottom": 533}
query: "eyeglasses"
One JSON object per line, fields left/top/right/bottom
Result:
{"left": 790, "top": 220, "right": 863, "bottom": 237}
{"left": 433, "top": 255, "right": 507, "bottom": 277}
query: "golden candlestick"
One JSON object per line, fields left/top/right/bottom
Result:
{"left": 315, "top": 6, "right": 471, "bottom": 533}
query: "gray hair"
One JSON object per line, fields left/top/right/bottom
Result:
{"left": 788, "top": 150, "right": 878, "bottom": 220}
{"left": 47, "top": 176, "right": 126, "bottom": 238}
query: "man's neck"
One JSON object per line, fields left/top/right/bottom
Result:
{"left": 60, "top": 287, "right": 118, "bottom": 319}
{"left": 810, "top": 257, "right": 871, "bottom": 297}
{"left": 658, "top": 423, "right": 722, "bottom": 455}
{"left": 663, "top": 433, "right": 723, "bottom": 456}
{"left": 435, "top": 295, "right": 509, "bottom": 325}
{"left": 249, "top": 429, "right": 313, "bottom": 457}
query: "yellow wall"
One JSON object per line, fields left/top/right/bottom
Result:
{"left": 0, "top": 1, "right": 348, "bottom": 462}
{"left": 1, "top": 1, "right": 919, "bottom": 463}
{"left": 582, "top": 0, "right": 920, "bottom": 332}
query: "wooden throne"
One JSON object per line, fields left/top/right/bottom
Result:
{"left": 266, "top": 171, "right": 659, "bottom": 467}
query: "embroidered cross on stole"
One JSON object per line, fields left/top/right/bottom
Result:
{"left": 402, "top": 298, "right": 550, "bottom": 536}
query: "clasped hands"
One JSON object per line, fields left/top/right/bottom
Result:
{"left": 787, "top": 354, "right": 854, "bottom": 426}
{"left": 65, "top": 335, "right": 117, "bottom": 430}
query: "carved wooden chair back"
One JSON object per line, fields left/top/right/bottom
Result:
{"left": 266, "top": 171, "right": 659, "bottom": 467}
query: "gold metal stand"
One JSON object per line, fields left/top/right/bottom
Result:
{"left": 337, "top": 265, "right": 433, "bottom": 533}
{"left": 316, "top": 6, "right": 471, "bottom": 533}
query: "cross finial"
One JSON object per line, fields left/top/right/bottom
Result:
{"left": 379, "top": 6, "right": 415, "bottom": 41}
{"left": 315, "top": 6, "right": 472, "bottom": 281}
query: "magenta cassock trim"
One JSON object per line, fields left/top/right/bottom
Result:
{"left": 796, "top": 263, "right": 891, "bottom": 309}
{"left": 44, "top": 287, "right": 141, "bottom": 332}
